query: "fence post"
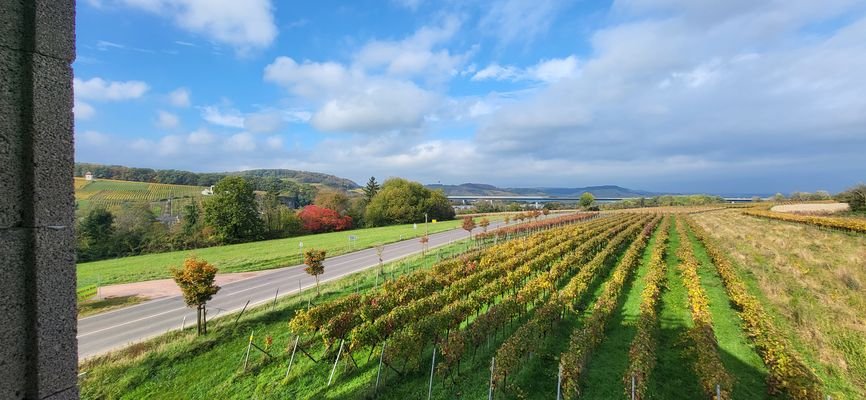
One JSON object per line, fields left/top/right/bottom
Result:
{"left": 285, "top": 335, "right": 300, "bottom": 379}
{"left": 181, "top": 315, "right": 186, "bottom": 331}
{"left": 427, "top": 347, "right": 437, "bottom": 400}
{"left": 272, "top": 287, "right": 279, "bottom": 310}
{"left": 233, "top": 299, "right": 251, "bottom": 329}
{"left": 327, "top": 339, "right": 345, "bottom": 386}
{"left": 488, "top": 357, "right": 495, "bottom": 400}
{"left": 716, "top": 384, "right": 721, "bottom": 400}
{"left": 631, "top": 374, "right": 635, "bottom": 400}
{"left": 375, "top": 342, "right": 387, "bottom": 393}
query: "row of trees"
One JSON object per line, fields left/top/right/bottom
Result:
{"left": 76, "top": 176, "right": 455, "bottom": 262}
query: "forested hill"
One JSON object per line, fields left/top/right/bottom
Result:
{"left": 73, "top": 163, "right": 359, "bottom": 189}
{"left": 426, "top": 183, "right": 657, "bottom": 198}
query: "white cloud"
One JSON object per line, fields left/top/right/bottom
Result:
{"left": 96, "top": 40, "right": 125, "bottom": 50}
{"left": 201, "top": 105, "right": 245, "bottom": 128}
{"left": 265, "top": 135, "right": 284, "bottom": 149}
{"left": 117, "top": 0, "right": 277, "bottom": 53}
{"left": 480, "top": 0, "right": 563, "bottom": 46}
{"left": 79, "top": 130, "right": 109, "bottom": 145}
{"left": 244, "top": 111, "right": 284, "bottom": 133}
{"left": 472, "top": 56, "right": 579, "bottom": 83}
{"left": 186, "top": 128, "right": 216, "bottom": 145}
{"left": 224, "top": 132, "right": 256, "bottom": 152}
{"left": 74, "top": 100, "right": 96, "bottom": 120}
{"left": 74, "top": 77, "right": 149, "bottom": 101}
{"left": 392, "top": 0, "right": 423, "bottom": 11}
{"left": 354, "top": 16, "right": 466, "bottom": 80}
{"left": 168, "top": 87, "right": 191, "bottom": 107}
{"left": 471, "top": 64, "right": 521, "bottom": 81}
{"left": 157, "top": 135, "right": 184, "bottom": 156}
{"left": 264, "top": 56, "right": 441, "bottom": 133}
{"left": 155, "top": 110, "right": 180, "bottom": 129}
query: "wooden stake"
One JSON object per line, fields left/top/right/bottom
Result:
{"left": 272, "top": 287, "right": 279, "bottom": 310}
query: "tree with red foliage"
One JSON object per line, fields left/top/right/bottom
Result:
{"left": 297, "top": 205, "right": 353, "bottom": 233}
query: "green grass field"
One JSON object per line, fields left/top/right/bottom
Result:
{"left": 77, "top": 219, "right": 467, "bottom": 289}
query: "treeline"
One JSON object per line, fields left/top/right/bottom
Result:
{"left": 602, "top": 194, "right": 724, "bottom": 210}
{"left": 73, "top": 163, "right": 358, "bottom": 189}
{"left": 76, "top": 176, "right": 454, "bottom": 262}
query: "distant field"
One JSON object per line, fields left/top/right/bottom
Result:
{"left": 77, "top": 219, "right": 466, "bottom": 289}
{"left": 771, "top": 202, "right": 850, "bottom": 214}
{"left": 74, "top": 177, "right": 204, "bottom": 211}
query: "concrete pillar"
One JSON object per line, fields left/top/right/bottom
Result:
{"left": 1, "top": 1, "right": 78, "bottom": 399}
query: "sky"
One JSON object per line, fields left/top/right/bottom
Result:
{"left": 73, "top": 0, "right": 866, "bottom": 194}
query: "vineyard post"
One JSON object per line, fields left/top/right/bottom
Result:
{"left": 242, "top": 331, "right": 254, "bottom": 371}
{"left": 488, "top": 357, "right": 495, "bottom": 400}
{"left": 631, "top": 374, "right": 635, "bottom": 400}
{"left": 233, "top": 299, "right": 251, "bottom": 330}
{"left": 556, "top": 363, "right": 562, "bottom": 400}
{"left": 285, "top": 335, "right": 299, "bottom": 379}
{"left": 427, "top": 346, "right": 437, "bottom": 400}
{"left": 375, "top": 342, "right": 386, "bottom": 392}
{"left": 327, "top": 339, "right": 345, "bottom": 386}
{"left": 272, "top": 287, "right": 279, "bottom": 311}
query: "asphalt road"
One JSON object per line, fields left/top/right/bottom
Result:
{"left": 77, "top": 221, "right": 510, "bottom": 360}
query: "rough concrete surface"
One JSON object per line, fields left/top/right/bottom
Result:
{"left": 0, "top": 0, "right": 78, "bottom": 398}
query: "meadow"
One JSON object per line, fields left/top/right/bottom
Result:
{"left": 77, "top": 219, "right": 465, "bottom": 289}
{"left": 77, "top": 208, "right": 865, "bottom": 399}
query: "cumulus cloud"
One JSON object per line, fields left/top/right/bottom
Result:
{"left": 201, "top": 105, "right": 245, "bottom": 128}
{"left": 224, "top": 132, "right": 257, "bottom": 152}
{"left": 168, "top": 87, "right": 191, "bottom": 107}
{"left": 186, "top": 128, "right": 216, "bottom": 145}
{"left": 79, "top": 130, "right": 110, "bottom": 145}
{"left": 155, "top": 110, "right": 180, "bottom": 129}
{"left": 74, "top": 77, "right": 149, "bottom": 101}
{"left": 115, "top": 0, "right": 277, "bottom": 53}
{"left": 244, "top": 111, "right": 285, "bottom": 133}
{"left": 74, "top": 100, "right": 96, "bottom": 120}
{"left": 354, "top": 16, "right": 467, "bottom": 80}
{"left": 473, "top": 1, "right": 866, "bottom": 191}
{"left": 264, "top": 56, "right": 441, "bottom": 133}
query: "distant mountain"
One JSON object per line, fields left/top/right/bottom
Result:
{"left": 426, "top": 183, "right": 658, "bottom": 198}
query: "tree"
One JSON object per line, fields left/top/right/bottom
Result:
{"left": 171, "top": 256, "right": 220, "bottom": 335}
{"left": 579, "top": 192, "right": 595, "bottom": 208}
{"left": 297, "top": 205, "right": 353, "bottom": 233}
{"left": 181, "top": 201, "right": 202, "bottom": 237}
{"left": 419, "top": 235, "right": 429, "bottom": 255}
{"left": 314, "top": 189, "right": 350, "bottom": 214}
{"left": 542, "top": 208, "right": 550, "bottom": 216}
{"left": 304, "top": 249, "right": 327, "bottom": 296}
{"left": 76, "top": 206, "right": 116, "bottom": 261}
{"left": 203, "top": 176, "right": 263, "bottom": 243}
{"left": 363, "top": 176, "right": 380, "bottom": 203}
{"left": 479, "top": 217, "right": 490, "bottom": 233}
{"left": 773, "top": 193, "right": 786, "bottom": 202}
{"left": 504, "top": 215, "right": 511, "bottom": 225}
{"left": 364, "top": 178, "right": 455, "bottom": 226}
{"left": 837, "top": 184, "right": 866, "bottom": 211}
{"left": 462, "top": 216, "right": 476, "bottom": 239}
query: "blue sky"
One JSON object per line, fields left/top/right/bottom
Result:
{"left": 74, "top": 0, "right": 866, "bottom": 194}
